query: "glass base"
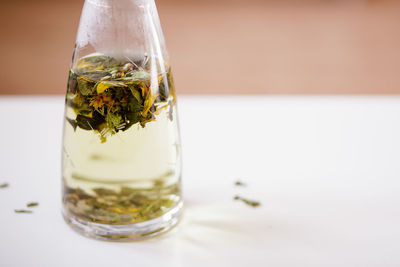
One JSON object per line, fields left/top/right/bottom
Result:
{"left": 62, "top": 201, "right": 183, "bottom": 241}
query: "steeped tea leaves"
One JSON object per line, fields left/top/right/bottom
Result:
{"left": 65, "top": 55, "right": 174, "bottom": 142}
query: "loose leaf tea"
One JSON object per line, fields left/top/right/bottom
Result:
{"left": 27, "top": 202, "right": 39, "bottom": 208}
{"left": 234, "top": 181, "right": 246, "bottom": 187}
{"left": 14, "top": 209, "right": 33, "bottom": 213}
{"left": 62, "top": 54, "right": 182, "bottom": 229}
{"left": 65, "top": 55, "right": 175, "bottom": 143}
{"left": 234, "top": 195, "right": 261, "bottom": 208}
{"left": 63, "top": 182, "right": 179, "bottom": 225}
{"left": 0, "top": 183, "right": 9, "bottom": 188}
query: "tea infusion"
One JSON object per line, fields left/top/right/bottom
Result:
{"left": 62, "top": 55, "right": 181, "bottom": 226}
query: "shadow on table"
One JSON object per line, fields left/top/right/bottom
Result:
{"left": 145, "top": 200, "right": 299, "bottom": 249}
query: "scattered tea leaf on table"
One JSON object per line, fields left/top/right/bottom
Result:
{"left": 26, "top": 202, "right": 39, "bottom": 208}
{"left": 234, "top": 181, "right": 246, "bottom": 186}
{"left": 234, "top": 195, "right": 261, "bottom": 208}
{"left": 15, "top": 209, "right": 33, "bottom": 213}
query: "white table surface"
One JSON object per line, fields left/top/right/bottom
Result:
{"left": 0, "top": 96, "right": 399, "bottom": 267}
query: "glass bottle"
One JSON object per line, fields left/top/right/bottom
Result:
{"left": 61, "top": 0, "right": 182, "bottom": 240}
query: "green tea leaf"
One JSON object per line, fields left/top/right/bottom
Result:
{"left": 63, "top": 182, "right": 180, "bottom": 225}
{"left": 234, "top": 195, "right": 260, "bottom": 207}
{"left": 83, "top": 71, "right": 110, "bottom": 82}
{"left": 93, "top": 188, "right": 117, "bottom": 196}
{"left": 127, "top": 70, "right": 151, "bottom": 81}
{"left": 27, "top": 202, "right": 39, "bottom": 208}
{"left": 96, "top": 81, "right": 127, "bottom": 94}
{"left": 75, "top": 55, "right": 118, "bottom": 73}
{"left": 81, "top": 55, "right": 112, "bottom": 65}
{"left": 77, "top": 77, "right": 95, "bottom": 96}
{"left": 124, "top": 111, "right": 141, "bottom": 131}
{"left": 159, "top": 76, "right": 169, "bottom": 101}
{"left": 76, "top": 112, "right": 105, "bottom": 131}
{"left": 0, "top": 183, "right": 9, "bottom": 188}
{"left": 15, "top": 209, "right": 33, "bottom": 213}
{"left": 66, "top": 117, "right": 78, "bottom": 131}
{"left": 106, "top": 112, "right": 123, "bottom": 129}
{"left": 120, "top": 96, "right": 142, "bottom": 131}
{"left": 128, "top": 85, "right": 143, "bottom": 104}
{"left": 234, "top": 181, "right": 246, "bottom": 186}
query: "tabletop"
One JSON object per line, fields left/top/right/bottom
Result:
{"left": 0, "top": 96, "right": 399, "bottom": 267}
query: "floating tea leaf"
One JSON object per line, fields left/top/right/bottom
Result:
{"left": 106, "top": 112, "right": 123, "bottom": 129}
{"left": 65, "top": 55, "right": 175, "bottom": 142}
{"left": 75, "top": 112, "right": 105, "bottom": 131}
{"left": 77, "top": 76, "right": 95, "bottom": 95}
{"left": 127, "top": 70, "right": 151, "bottom": 81}
{"left": 96, "top": 80, "right": 127, "bottom": 94}
{"left": 66, "top": 118, "right": 78, "bottom": 131}
{"left": 128, "top": 86, "right": 143, "bottom": 103}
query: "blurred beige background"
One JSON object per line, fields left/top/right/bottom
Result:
{"left": 0, "top": 0, "right": 399, "bottom": 95}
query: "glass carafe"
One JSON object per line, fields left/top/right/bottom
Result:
{"left": 61, "top": 0, "right": 182, "bottom": 240}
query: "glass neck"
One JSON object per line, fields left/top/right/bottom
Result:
{"left": 74, "top": 0, "right": 167, "bottom": 62}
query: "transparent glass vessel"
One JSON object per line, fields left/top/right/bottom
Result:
{"left": 61, "top": 0, "right": 182, "bottom": 240}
